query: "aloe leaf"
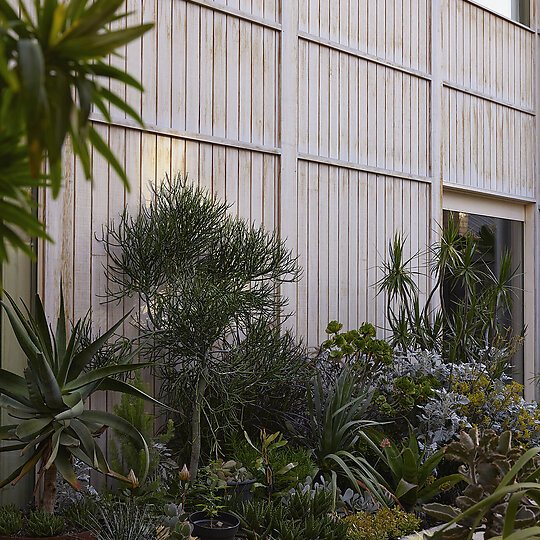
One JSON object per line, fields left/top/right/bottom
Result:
{"left": 55, "top": 447, "right": 81, "bottom": 490}
{"left": 64, "top": 361, "right": 155, "bottom": 392}
{"left": 80, "top": 409, "right": 149, "bottom": 482}
{"left": 66, "top": 311, "right": 130, "bottom": 380}
{"left": 96, "top": 378, "right": 173, "bottom": 411}
{"left": 16, "top": 416, "right": 52, "bottom": 440}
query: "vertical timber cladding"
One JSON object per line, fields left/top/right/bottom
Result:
{"left": 441, "top": 0, "right": 536, "bottom": 197}
{"left": 40, "top": 1, "right": 538, "bottom": 356}
{"left": 296, "top": 0, "right": 432, "bottom": 345}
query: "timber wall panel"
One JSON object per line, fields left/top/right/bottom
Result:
{"left": 39, "top": 0, "right": 536, "bottom": 358}
{"left": 295, "top": 161, "right": 430, "bottom": 346}
{"left": 298, "top": 39, "right": 431, "bottom": 178}
{"left": 298, "top": 0, "right": 430, "bottom": 74}
{"left": 442, "top": 0, "right": 534, "bottom": 109}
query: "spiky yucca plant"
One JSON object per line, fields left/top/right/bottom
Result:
{"left": 0, "top": 289, "right": 165, "bottom": 513}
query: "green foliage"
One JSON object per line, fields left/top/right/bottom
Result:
{"left": 110, "top": 374, "right": 175, "bottom": 488}
{"left": 0, "top": 0, "right": 152, "bottom": 264}
{"left": 307, "top": 365, "right": 386, "bottom": 504}
{"left": 234, "top": 491, "right": 349, "bottom": 540}
{"left": 368, "top": 428, "right": 461, "bottom": 512}
{"left": 374, "top": 374, "right": 439, "bottom": 418}
{"left": 378, "top": 222, "right": 522, "bottom": 364}
{"left": 227, "top": 433, "right": 316, "bottom": 494}
{"left": 26, "top": 509, "right": 66, "bottom": 537}
{"left": 243, "top": 430, "right": 300, "bottom": 500}
{"left": 0, "top": 504, "right": 23, "bottom": 536}
{"left": 322, "top": 321, "right": 393, "bottom": 379}
{"left": 101, "top": 175, "right": 305, "bottom": 479}
{"left": 345, "top": 508, "right": 421, "bottom": 540}
{"left": 0, "top": 288, "right": 166, "bottom": 510}
{"left": 424, "top": 428, "right": 540, "bottom": 540}
{"left": 62, "top": 498, "right": 100, "bottom": 530}
{"left": 92, "top": 502, "right": 164, "bottom": 540}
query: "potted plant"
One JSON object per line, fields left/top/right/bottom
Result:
{"left": 189, "top": 483, "right": 240, "bottom": 540}
{"left": 0, "top": 288, "right": 169, "bottom": 538}
{"left": 206, "top": 459, "right": 255, "bottom": 502}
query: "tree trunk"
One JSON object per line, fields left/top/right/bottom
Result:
{"left": 189, "top": 369, "right": 208, "bottom": 482}
{"left": 42, "top": 464, "right": 57, "bottom": 514}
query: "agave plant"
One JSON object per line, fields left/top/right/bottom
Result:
{"left": 0, "top": 289, "right": 166, "bottom": 513}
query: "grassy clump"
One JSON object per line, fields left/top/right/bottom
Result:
{"left": 25, "top": 510, "right": 66, "bottom": 538}
{"left": 0, "top": 504, "right": 23, "bottom": 536}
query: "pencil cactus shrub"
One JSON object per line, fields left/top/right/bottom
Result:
{"left": 0, "top": 289, "right": 167, "bottom": 513}
{"left": 101, "top": 175, "right": 304, "bottom": 481}
{"left": 424, "top": 428, "right": 540, "bottom": 539}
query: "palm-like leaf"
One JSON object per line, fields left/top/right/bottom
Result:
{"left": 0, "top": 288, "right": 165, "bottom": 497}
{"left": 0, "top": 0, "right": 152, "bottom": 264}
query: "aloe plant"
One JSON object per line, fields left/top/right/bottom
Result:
{"left": 367, "top": 427, "right": 461, "bottom": 512}
{"left": 0, "top": 289, "right": 166, "bottom": 513}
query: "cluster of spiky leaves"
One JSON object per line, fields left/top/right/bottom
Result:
{"left": 0, "top": 289, "right": 165, "bottom": 495}
{"left": 0, "top": 0, "right": 152, "bottom": 263}
{"left": 307, "top": 365, "right": 386, "bottom": 505}
{"left": 425, "top": 428, "right": 540, "bottom": 539}
{"left": 378, "top": 215, "right": 521, "bottom": 365}
{"left": 367, "top": 427, "right": 461, "bottom": 512}
{"left": 235, "top": 488, "right": 349, "bottom": 540}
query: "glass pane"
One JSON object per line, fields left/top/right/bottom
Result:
{"left": 443, "top": 210, "right": 524, "bottom": 383}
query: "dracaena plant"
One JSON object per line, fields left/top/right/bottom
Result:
{"left": 0, "top": 289, "right": 165, "bottom": 513}
{"left": 0, "top": 0, "right": 152, "bottom": 264}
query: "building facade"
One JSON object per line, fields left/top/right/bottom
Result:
{"left": 3, "top": 0, "right": 539, "bottom": 400}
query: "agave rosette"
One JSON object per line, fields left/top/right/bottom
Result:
{"left": 0, "top": 289, "right": 165, "bottom": 490}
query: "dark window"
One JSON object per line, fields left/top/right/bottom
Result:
{"left": 443, "top": 210, "right": 524, "bottom": 383}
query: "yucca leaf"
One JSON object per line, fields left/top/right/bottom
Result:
{"left": 87, "top": 61, "right": 143, "bottom": 90}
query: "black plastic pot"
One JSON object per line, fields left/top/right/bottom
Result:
{"left": 189, "top": 511, "right": 240, "bottom": 540}
{"left": 229, "top": 478, "right": 256, "bottom": 502}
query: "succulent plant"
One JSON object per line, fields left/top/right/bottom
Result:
{"left": 424, "top": 428, "right": 540, "bottom": 539}
{"left": 206, "top": 459, "right": 254, "bottom": 487}
{"left": 0, "top": 289, "right": 168, "bottom": 512}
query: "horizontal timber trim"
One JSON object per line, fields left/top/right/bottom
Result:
{"left": 463, "top": 0, "right": 534, "bottom": 33}
{"left": 443, "top": 81, "right": 536, "bottom": 116}
{"left": 298, "top": 31, "right": 432, "bottom": 82}
{"left": 443, "top": 182, "right": 537, "bottom": 204}
{"left": 298, "top": 153, "right": 431, "bottom": 184}
{"left": 184, "top": 0, "right": 282, "bottom": 31}
{"left": 90, "top": 114, "right": 282, "bottom": 156}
